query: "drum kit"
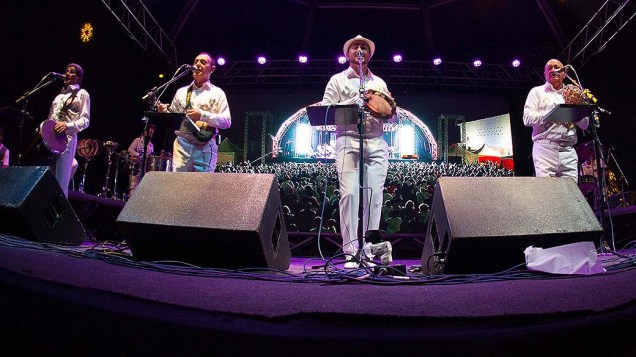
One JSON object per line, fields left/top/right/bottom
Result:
{"left": 75, "top": 138, "right": 172, "bottom": 201}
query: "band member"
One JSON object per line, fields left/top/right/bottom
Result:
{"left": 320, "top": 35, "right": 395, "bottom": 268}
{"left": 48, "top": 63, "right": 90, "bottom": 196}
{"left": 0, "top": 125, "right": 9, "bottom": 168}
{"left": 127, "top": 123, "right": 155, "bottom": 192}
{"left": 158, "top": 52, "right": 231, "bottom": 172}
{"left": 523, "top": 59, "right": 588, "bottom": 180}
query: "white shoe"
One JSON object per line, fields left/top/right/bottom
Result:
{"left": 343, "top": 260, "right": 359, "bottom": 269}
{"left": 361, "top": 259, "right": 376, "bottom": 268}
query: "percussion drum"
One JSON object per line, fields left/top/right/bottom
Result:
{"left": 39, "top": 119, "right": 68, "bottom": 154}
{"left": 77, "top": 139, "right": 103, "bottom": 159}
{"left": 365, "top": 89, "right": 396, "bottom": 120}
{"left": 146, "top": 155, "right": 173, "bottom": 172}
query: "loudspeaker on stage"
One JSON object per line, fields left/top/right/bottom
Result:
{"left": 0, "top": 166, "right": 85, "bottom": 245}
{"left": 117, "top": 172, "right": 290, "bottom": 270}
{"left": 421, "top": 177, "right": 603, "bottom": 274}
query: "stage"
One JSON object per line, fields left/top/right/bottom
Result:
{"left": 1, "top": 232, "right": 635, "bottom": 356}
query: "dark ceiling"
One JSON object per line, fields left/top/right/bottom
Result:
{"left": 143, "top": 0, "right": 610, "bottom": 66}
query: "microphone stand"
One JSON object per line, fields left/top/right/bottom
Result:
{"left": 565, "top": 71, "right": 612, "bottom": 251}
{"left": 139, "top": 66, "right": 193, "bottom": 180}
{"left": 355, "top": 54, "right": 368, "bottom": 266}
{"left": 14, "top": 75, "right": 60, "bottom": 165}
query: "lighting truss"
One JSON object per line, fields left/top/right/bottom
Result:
{"left": 213, "top": 60, "right": 544, "bottom": 90}
{"left": 559, "top": 0, "right": 636, "bottom": 67}
{"left": 101, "top": 0, "right": 179, "bottom": 67}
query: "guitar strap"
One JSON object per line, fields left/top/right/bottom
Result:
{"left": 60, "top": 88, "right": 81, "bottom": 118}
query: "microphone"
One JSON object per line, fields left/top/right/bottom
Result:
{"left": 553, "top": 65, "right": 571, "bottom": 74}
{"left": 50, "top": 72, "right": 66, "bottom": 80}
{"left": 355, "top": 49, "right": 363, "bottom": 59}
{"left": 184, "top": 64, "right": 199, "bottom": 72}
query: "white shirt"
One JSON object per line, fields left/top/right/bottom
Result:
{"left": 321, "top": 67, "right": 392, "bottom": 139}
{"left": 48, "top": 84, "right": 90, "bottom": 135}
{"left": 169, "top": 80, "right": 231, "bottom": 142}
{"left": 128, "top": 136, "right": 154, "bottom": 159}
{"left": 523, "top": 82, "right": 589, "bottom": 145}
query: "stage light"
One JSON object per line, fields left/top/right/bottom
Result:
{"left": 473, "top": 59, "right": 482, "bottom": 67}
{"left": 399, "top": 125, "right": 415, "bottom": 157}
{"left": 338, "top": 56, "right": 347, "bottom": 64}
{"left": 393, "top": 54, "right": 402, "bottom": 63}
{"left": 512, "top": 59, "right": 521, "bottom": 67}
{"left": 257, "top": 56, "right": 267, "bottom": 65}
{"left": 217, "top": 57, "right": 226, "bottom": 66}
{"left": 158, "top": 73, "right": 164, "bottom": 79}
{"left": 298, "top": 55, "right": 308, "bottom": 63}
{"left": 433, "top": 58, "right": 442, "bottom": 66}
{"left": 295, "top": 122, "right": 312, "bottom": 156}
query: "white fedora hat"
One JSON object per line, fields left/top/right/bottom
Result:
{"left": 342, "top": 35, "right": 375, "bottom": 58}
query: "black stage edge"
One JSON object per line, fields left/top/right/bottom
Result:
{"left": 68, "top": 190, "right": 125, "bottom": 242}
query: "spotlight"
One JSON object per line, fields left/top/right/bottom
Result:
{"left": 337, "top": 56, "right": 347, "bottom": 64}
{"left": 433, "top": 58, "right": 442, "bottom": 66}
{"left": 393, "top": 54, "right": 402, "bottom": 63}
{"left": 473, "top": 59, "right": 482, "bottom": 67}
{"left": 257, "top": 56, "right": 267, "bottom": 64}
{"left": 217, "top": 57, "right": 226, "bottom": 66}
{"left": 512, "top": 59, "right": 521, "bottom": 67}
{"left": 298, "top": 55, "right": 308, "bottom": 63}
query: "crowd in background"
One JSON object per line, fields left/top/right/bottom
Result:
{"left": 218, "top": 161, "right": 514, "bottom": 234}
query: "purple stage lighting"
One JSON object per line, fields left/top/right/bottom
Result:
{"left": 257, "top": 56, "right": 267, "bottom": 65}
{"left": 393, "top": 54, "right": 402, "bottom": 63}
{"left": 338, "top": 56, "right": 347, "bottom": 64}
{"left": 217, "top": 57, "right": 226, "bottom": 66}
{"left": 473, "top": 59, "right": 482, "bottom": 67}
{"left": 433, "top": 58, "right": 442, "bottom": 65}
{"left": 512, "top": 59, "right": 521, "bottom": 67}
{"left": 298, "top": 55, "right": 308, "bottom": 63}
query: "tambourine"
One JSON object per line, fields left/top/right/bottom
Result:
{"left": 365, "top": 89, "right": 396, "bottom": 120}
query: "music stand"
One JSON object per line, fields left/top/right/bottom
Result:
{"left": 140, "top": 112, "right": 185, "bottom": 179}
{"left": 544, "top": 103, "right": 611, "bottom": 249}
{"left": 305, "top": 104, "right": 358, "bottom": 127}
{"left": 543, "top": 103, "right": 597, "bottom": 123}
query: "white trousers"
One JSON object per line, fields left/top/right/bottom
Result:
{"left": 54, "top": 135, "right": 77, "bottom": 197}
{"left": 172, "top": 136, "right": 217, "bottom": 172}
{"left": 532, "top": 140, "right": 578, "bottom": 180}
{"left": 335, "top": 135, "right": 388, "bottom": 256}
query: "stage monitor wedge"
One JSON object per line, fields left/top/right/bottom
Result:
{"left": 0, "top": 166, "right": 85, "bottom": 245}
{"left": 117, "top": 172, "right": 290, "bottom": 270}
{"left": 421, "top": 177, "right": 603, "bottom": 274}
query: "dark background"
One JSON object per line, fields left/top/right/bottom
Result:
{"left": 1, "top": 0, "right": 634, "bottom": 192}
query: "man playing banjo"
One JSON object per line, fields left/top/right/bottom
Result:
{"left": 320, "top": 35, "right": 396, "bottom": 269}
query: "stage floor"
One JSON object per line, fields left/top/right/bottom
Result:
{"left": 1, "top": 233, "right": 635, "bottom": 355}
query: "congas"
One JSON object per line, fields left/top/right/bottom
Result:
{"left": 146, "top": 155, "right": 173, "bottom": 172}
{"left": 578, "top": 175, "right": 597, "bottom": 195}
{"left": 365, "top": 89, "right": 396, "bottom": 120}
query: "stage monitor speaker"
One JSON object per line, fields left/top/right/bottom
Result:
{"left": 421, "top": 177, "right": 603, "bottom": 274}
{"left": 116, "top": 172, "right": 290, "bottom": 270}
{"left": 0, "top": 166, "right": 85, "bottom": 245}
